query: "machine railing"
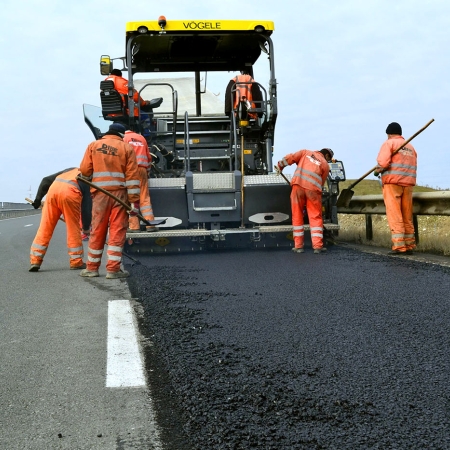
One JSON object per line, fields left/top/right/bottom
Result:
{"left": 336, "top": 191, "right": 450, "bottom": 242}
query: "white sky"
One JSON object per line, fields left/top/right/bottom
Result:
{"left": 1, "top": 0, "right": 449, "bottom": 202}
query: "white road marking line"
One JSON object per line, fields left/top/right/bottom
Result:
{"left": 106, "top": 300, "right": 146, "bottom": 388}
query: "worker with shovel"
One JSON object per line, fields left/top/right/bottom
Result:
{"left": 277, "top": 148, "right": 333, "bottom": 254}
{"left": 79, "top": 122, "right": 140, "bottom": 279}
{"left": 375, "top": 122, "right": 417, "bottom": 255}
{"left": 28, "top": 168, "right": 92, "bottom": 272}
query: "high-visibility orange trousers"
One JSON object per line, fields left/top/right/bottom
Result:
{"left": 128, "top": 167, "right": 155, "bottom": 230}
{"left": 87, "top": 190, "right": 128, "bottom": 273}
{"left": 30, "top": 188, "right": 83, "bottom": 268}
{"left": 290, "top": 185, "right": 324, "bottom": 250}
{"left": 383, "top": 184, "right": 416, "bottom": 252}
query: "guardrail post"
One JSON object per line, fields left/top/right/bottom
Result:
{"left": 413, "top": 214, "right": 419, "bottom": 245}
{"left": 365, "top": 214, "right": 373, "bottom": 241}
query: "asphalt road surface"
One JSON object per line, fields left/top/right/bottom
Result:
{"left": 2, "top": 213, "right": 450, "bottom": 449}
{"left": 125, "top": 243, "right": 450, "bottom": 449}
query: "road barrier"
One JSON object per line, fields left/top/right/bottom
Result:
{"left": 337, "top": 191, "right": 450, "bottom": 242}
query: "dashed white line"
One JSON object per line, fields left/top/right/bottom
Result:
{"left": 106, "top": 300, "right": 146, "bottom": 388}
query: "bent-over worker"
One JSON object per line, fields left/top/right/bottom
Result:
{"left": 123, "top": 129, "right": 157, "bottom": 232}
{"left": 29, "top": 168, "right": 92, "bottom": 272}
{"left": 277, "top": 148, "right": 333, "bottom": 254}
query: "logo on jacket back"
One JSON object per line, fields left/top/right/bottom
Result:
{"left": 400, "top": 147, "right": 414, "bottom": 157}
{"left": 306, "top": 154, "right": 321, "bottom": 166}
{"left": 97, "top": 144, "right": 118, "bottom": 156}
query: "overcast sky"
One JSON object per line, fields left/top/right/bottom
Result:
{"left": 1, "top": 0, "right": 449, "bottom": 203}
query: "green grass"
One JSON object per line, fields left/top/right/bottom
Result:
{"left": 338, "top": 179, "right": 437, "bottom": 196}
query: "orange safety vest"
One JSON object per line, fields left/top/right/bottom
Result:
{"left": 123, "top": 131, "right": 152, "bottom": 168}
{"left": 80, "top": 134, "right": 141, "bottom": 203}
{"left": 279, "top": 150, "right": 330, "bottom": 193}
{"left": 377, "top": 136, "right": 417, "bottom": 186}
{"left": 104, "top": 75, "right": 146, "bottom": 117}
{"left": 232, "top": 74, "right": 257, "bottom": 119}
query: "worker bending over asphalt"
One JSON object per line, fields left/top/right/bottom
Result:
{"left": 277, "top": 148, "right": 333, "bottom": 254}
{"left": 79, "top": 122, "right": 140, "bottom": 279}
{"left": 29, "top": 168, "right": 92, "bottom": 272}
{"left": 123, "top": 129, "right": 157, "bottom": 232}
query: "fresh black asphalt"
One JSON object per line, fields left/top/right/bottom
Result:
{"left": 126, "top": 245, "right": 450, "bottom": 449}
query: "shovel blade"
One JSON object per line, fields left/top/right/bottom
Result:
{"left": 336, "top": 188, "right": 354, "bottom": 208}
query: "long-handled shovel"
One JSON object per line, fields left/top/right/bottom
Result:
{"left": 336, "top": 118, "right": 435, "bottom": 208}
{"left": 76, "top": 176, "right": 166, "bottom": 227}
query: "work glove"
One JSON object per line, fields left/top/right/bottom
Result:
{"left": 31, "top": 199, "right": 41, "bottom": 209}
{"left": 274, "top": 164, "right": 282, "bottom": 175}
{"left": 128, "top": 201, "right": 140, "bottom": 217}
{"left": 373, "top": 171, "right": 379, "bottom": 177}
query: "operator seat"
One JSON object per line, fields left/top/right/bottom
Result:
{"left": 100, "top": 80, "right": 128, "bottom": 121}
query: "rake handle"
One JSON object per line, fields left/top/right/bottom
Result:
{"left": 347, "top": 118, "right": 434, "bottom": 190}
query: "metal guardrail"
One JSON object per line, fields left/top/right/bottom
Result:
{"left": 336, "top": 191, "right": 450, "bottom": 242}
{"left": 0, "top": 203, "right": 41, "bottom": 220}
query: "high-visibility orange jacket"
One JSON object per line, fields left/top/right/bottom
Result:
{"left": 123, "top": 131, "right": 152, "bottom": 169}
{"left": 279, "top": 150, "right": 330, "bottom": 192}
{"left": 105, "top": 74, "right": 148, "bottom": 117}
{"left": 377, "top": 136, "right": 417, "bottom": 186}
{"left": 79, "top": 134, "right": 140, "bottom": 204}
{"left": 224, "top": 74, "right": 263, "bottom": 119}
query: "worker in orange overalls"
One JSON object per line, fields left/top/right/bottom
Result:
{"left": 277, "top": 148, "right": 333, "bottom": 254}
{"left": 29, "top": 168, "right": 92, "bottom": 272}
{"left": 375, "top": 122, "right": 417, "bottom": 255}
{"left": 105, "top": 69, "right": 152, "bottom": 118}
{"left": 224, "top": 70, "right": 263, "bottom": 120}
{"left": 123, "top": 129, "right": 158, "bottom": 232}
{"left": 79, "top": 122, "right": 140, "bottom": 279}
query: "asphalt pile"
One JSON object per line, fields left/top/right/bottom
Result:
{"left": 126, "top": 248, "right": 450, "bottom": 449}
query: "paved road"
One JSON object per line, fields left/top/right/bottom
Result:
{"left": 3, "top": 213, "right": 450, "bottom": 449}
{"left": 0, "top": 215, "right": 162, "bottom": 450}
{"left": 125, "top": 242, "right": 450, "bottom": 449}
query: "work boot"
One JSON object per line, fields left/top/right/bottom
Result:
{"left": 146, "top": 226, "right": 159, "bottom": 232}
{"left": 291, "top": 247, "right": 304, "bottom": 253}
{"left": 79, "top": 269, "right": 99, "bottom": 277}
{"left": 29, "top": 264, "right": 40, "bottom": 272}
{"left": 127, "top": 228, "right": 141, "bottom": 233}
{"left": 405, "top": 249, "right": 414, "bottom": 255}
{"left": 313, "top": 247, "right": 327, "bottom": 254}
{"left": 106, "top": 269, "right": 130, "bottom": 279}
{"left": 388, "top": 250, "right": 405, "bottom": 255}
{"left": 70, "top": 263, "right": 87, "bottom": 270}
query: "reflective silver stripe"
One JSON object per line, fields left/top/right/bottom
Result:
{"left": 293, "top": 231, "right": 304, "bottom": 236}
{"left": 293, "top": 172, "right": 323, "bottom": 190}
{"left": 108, "top": 245, "right": 123, "bottom": 252}
{"left": 88, "top": 256, "right": 102, "bottom": 262}
{"left": 31, "top": 243, "right": 47, "bottom": 251}
{"left": 382, "top": 170, "right": 416, "bottom": 178}
{"left": 140, "top": 205, "right": 153, "bottom": 213}
{"left": 55, "top": 178, "right": 80, "bottom": 190}
{"left": 392, "top": 241, "right": 405, "bottom": 248}
{"left": 125, "top": 179, "right": 140, "bottom": 186}
{"left": 93, "top": 180, "right": 126, "bottom": 187}
{"left": 310, "top": 227, "right": 323, "bottom": 231}
{"left": 88, "top": 247, "right": 103, "bottom": 255}
{"left": 69, "top": 254, "right": 83, "bottom": 259}
{"left": 404, "top": 233, "right": 415, "bottom": 238}
{"left": 30, "top": 250, "right": 45, "bottom": 257}
{"left": 392, "top": 233, "right": 404, "bottom": 238}
{"left": 391, "top": 163, "right": 417, "bottom": 171}
{"left": 93, "top": 171, "right": 125, "bottom": 178}
{"left": 107, "top": 254, "right": 122, "bottom": 262}
{"left": 69, "top": 246, "right": 83, "bottom": 252}
{"left": 128, "top": 188, "right": 140, "bottom": 194}
{"left": 299, "top": 167, "right": 322, "bottom": 183}
{"left": 311, "top": 232, "right": 323, "bottom": 238}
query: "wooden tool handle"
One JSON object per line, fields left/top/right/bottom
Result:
{"left": 348, "top": 118, "right": 434, "bottom": 190}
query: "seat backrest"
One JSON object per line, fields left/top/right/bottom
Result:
{"left": 100, "top": 80, "right": 127, "bottom": 119}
